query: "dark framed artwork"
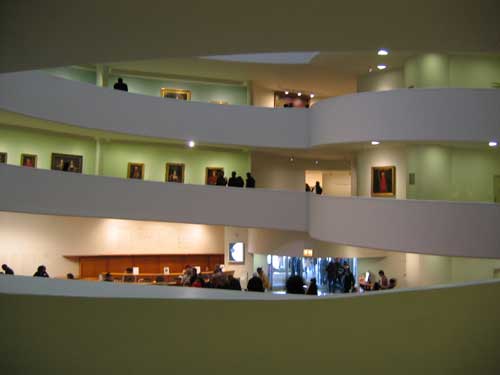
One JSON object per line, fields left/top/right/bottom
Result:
{"left": 21, "top": 153, "right": 37, "bottom": 168}
{"left": 0, "top": 152, "right": 7, "bottom": 163}
{"left": 274, "top": 91, "right": 310, "bottom": 108}
{"left": 166, "top": 163, "right": 185, "bottom": 183}
{"left": 205, "top": 167, "right": 223, "bottom": 185}
{"left": 127, "top": 162, "right": 144, "bottom": 180}
{"left": 160, "top": 88, "right": 191, "bottom": 101}
{"left": 51, "top": 153, "right": 83, "bottom": 173}
{"left": 371, "top": 166, "right": 396, "bottom": 197}
{"left": 228, "top": 242, "right": 245, "bottom": 264}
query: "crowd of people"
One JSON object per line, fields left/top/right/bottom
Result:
{"left": 215, "top": 170, "right": 255, "bottom": 188}
{"left": 2, "top": 261, "right": 396, "bottom": 295}
{"left": 305, "top": 181, "right": 323, "bottom": 194}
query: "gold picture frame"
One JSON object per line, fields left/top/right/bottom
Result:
{"left": 206, "top": 167, "right": 224, "bottom": 185}
{"left": 21, "top": 153, "right": 37, "bottom": 168}
{"left": 160, "top": 88, "right": 192, "bottom": 101}
{"left": 166, "top": 163, "right": 185, "bottom": 183}
{"left": 127, "top": 163, "right": 145, "bottom": 180}
{"left": 371, "top": 166, "right": 396, "bottom": 197}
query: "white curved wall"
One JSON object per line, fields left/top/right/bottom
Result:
{"left": 0, "top": 71, "right": 309, "bottom": 148}
{"left": 0, "top": 164, "right": 307, "bottom": 232}
{"left": 309, "top": 195, "right": 500, "bottom": 258}
{"left": 2, "top": 164, "right": 500, "bottom": 259}
{"left": 310, "top": 88, "right": 500, "bottom": 145}
{"left": 2, "top": 72, "right": 500, "bottom": 149}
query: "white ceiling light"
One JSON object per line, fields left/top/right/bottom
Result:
{"left": 284, "top": 90, "right": 289, "bottom": 95}
{"left": 489, "top": 141, "right": 498, "bottom": 147}
{"left": 371, "top": 141, "right": 380, "bottom": 145}
{"left": 377, "top": 64, "right": 387, "bottom": 70}
{"left": 314, "top": 160, "right": 319, "bottom": 165}
{"left": 188, "top": 140, "right": 196, "bottom": 148}
{"left": 377, "top": 49, "right": 389, "bottom": 56}
{"left": 289, "top": 156, "right": 295, "bottom": 162}
{"left": 368, "top": 67, "right": 373, "bottom": 73}
{"left": 297, "top": 92, "right": 302, "bottom": 96}
{"left": 310, "top": 93, "right": 315, "bottom": 98}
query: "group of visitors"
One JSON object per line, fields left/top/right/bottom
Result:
{"left": 216, "top": 171, "right": 255, "bottom": 188}
{"left": 370, "top": 270, "right": 397, "bottom": 291}
{"left": 1, "top": 264, "right": 74, "bottom": 279}
{"left": 305, "top": 181, "right": 323, "bottom": 194}
{"left": 326, "top": 260, "right": 356, "bottom": 293}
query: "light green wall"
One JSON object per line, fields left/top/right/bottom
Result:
{"left": 404, "top": 53, "right": 500, "bottom": 88}
{"left": 407, "top": 145, "right": 500, "bottom": 202}
{"left": 0, "top": 125, "right": 251, "bottom": 184}
{"left": 0, "top": 125, "right": 96, "bottom": 174}
{"left": 357, "top": 69, "right": 404, "bottom": 92}
{"left": 100, "top": 141, "right": 250, "bottom": 184}
{"left": 45, "top": 66, "right": 96, "bottom": 85}
{"left": 2, "top": 281, "right": 500, "bottom": 374}
{"left": 107, "top": 74, "right": 248, "bottom": 105}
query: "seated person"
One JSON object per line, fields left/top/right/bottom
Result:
{"left": 103, "top": 272, "right": 114, "bottom": 282}
{"left": 286, "top": 275, "right": 305, "bottom": 294}
{"left": 247, "top": 275, "right": 265, "bottom": 292}
{"left": 388, "top": 278, "right": 397, "bottom": 289}
{"left": 1, "top": 264, "right": 14, "bottom": 275}
{"left": 66, "top": 273, "right": 75, "bottom": 279}
{"left": 122, "top": 267, "right": 135, "bottom": 282}
{"left": 33, "top": 265, "right": 49, "bottom": 278}
{"left": 306, "top": 278, "right": 318, "bottom": 295}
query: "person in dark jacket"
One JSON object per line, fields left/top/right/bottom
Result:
{"left": 342, "top": 264, "right": 355, "bottom": 293}
{"left": 33, "top": 265, "right": 49, "bottom": 278}
{"left": 286, "top": 275, "right": 305, "bottom": 294}
{"left": 113, "top": 77, "right": 128, "bottom": 92}
{"left": 246, "top": 172, "right": 255, "bottom": 188}
{"left": 247, "top": 276, "right": 265, "bottom": 292}
{"left": 228, "top": 171, "right": 238, "bottom": 187}
{"left": 236, "top": 175, "right": 244, "bottom": 187}
{"left": 216, "top": 170, "right": 227, "bottom": 186}
{"left": 1, "top": 264, "right": 14, "bottom": 275}
{"left": 306, "top": 278, "right": 318, "bottom": 295}
{"left": 314, "top": 181, "right": 323, "bottom": 195}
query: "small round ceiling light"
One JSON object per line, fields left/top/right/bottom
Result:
{"left": 310, "top": 93, "right": 315, "bottom": 98}
{"left": 377, "top": 64, "right": 387, "bottom": 70}
{"left": 371, "top": 141, "right": 380, "bottom": 145}
{"left": 188, "top": 140, "right": 196, "bottom": 148}
{"left": 297, "top": 92, "right": 302, "bottom": 97}
{"left": 284, "top": 91, "right": 289, "bottom": 95}
{"left": 289, "top": 156, "right": 295, "bottom": 162}
{"left": 314, "top": 160, "right": 319, "bottom": 165}
{"left": 377, "top": 49, "right": 389, "bottom": 56}
{"left": 488, "top": 141, "right": 498, "bottom": 147}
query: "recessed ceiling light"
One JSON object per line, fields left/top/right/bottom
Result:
{"left": 368, "top": 67, "right": 373, "bottom": 73}
{"left": 297, "top": 92, "right": 302, "bottom": 96}
{"left": 377, "top": 64, "right": 387, "bottom": 70}
{"left": 310, "top": 93, "right": 315, "bottom": 98}
{"left": 188, "top": 140, "right": 196, "bottom": 148}
{"left": 371, "top": 141, "right": 380, "bottom": 145}
{"left": 314, "top": 160, "right": 319, "bottom": 165}
{"left": 284, "top": 91, "right": 289, "bottom": 95}
{"left": 289, "top": 156, "right": 295, "bottom": 162}
{"left": 377, "top": 49, "right": 389, "bottom": 56}
{"left": 489, "top": 141, "right": 498, "bottom": 147}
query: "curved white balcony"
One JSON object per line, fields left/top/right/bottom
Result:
{"left": 2, "top": 164, "right": 500, "bottom": 258}
{"left": 1, "top": 71, "right": 500, "bottom": 148}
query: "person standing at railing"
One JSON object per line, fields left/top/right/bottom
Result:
{"left": 246, "top": 172, "right": 255, "bottom": 188}
{"left": 113, "top": 77, "right": 128, "bottom": 92}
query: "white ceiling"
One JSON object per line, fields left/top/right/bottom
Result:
{"left": 1, "top": 0, "right": 499, "bottom": 73}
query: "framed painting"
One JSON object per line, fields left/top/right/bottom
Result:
{"left": 127, "top": 163, "right": 144, "bottom": 180}
{"left": 166, "top": 163, "right": 185, "bottom": 183}
{"left": 206, "top": 167, "right": 223, "bottom": 185}
{"left": 0, "top": 152, "right": 7, "bottom": 163}
{"left": 160, "top": 88, "right": 191, "bottom": 101}
{"left": 228, "top": 242, "right": 245, "bottom": 264}
{"left": 371, "top": 166, "right": 396, "bottom": 197}
{"left": 51, "top": 153, "right": 83, "bottom": 173}
{"left": 21, "top": 153, "right": 37, "bottom": 168}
